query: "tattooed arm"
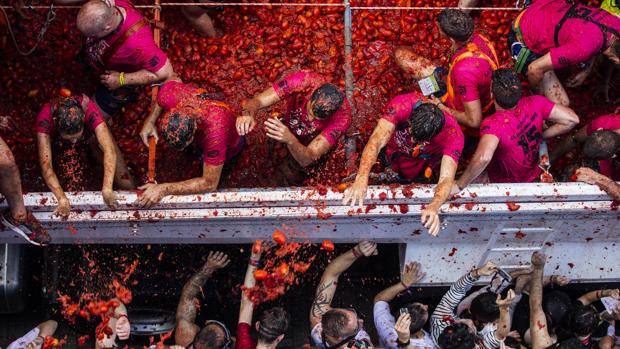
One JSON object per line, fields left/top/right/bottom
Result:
{"left": 310, "top": 241, "right": 378, "bottom": 327}
{"left": 175, "top": 252, "right": 231, "bottom": 347}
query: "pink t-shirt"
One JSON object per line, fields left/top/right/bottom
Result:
{"left": 381, "top": 92, "right": 464, "bottom": 181}
{"left": 272, "top": 70, "right": 352, "bottom": 146}
{"left": 447, "top": 33, "right": 496, "bottom": 113}
{"left": 85, "top": 0, "right": 168, "bottom": 73}
{"left": 586, "top": 114, "right": 620, "bottom": 181}
{"left": 158, "top": 81, "right": 242, "bottom": 166}
{"left": 35, "top": 96, "right": 105, "bottom": 136}
{"left": 480, "top": 95, "right": 555, "bottom": 183}
{"left": 521, "top": 0, "right": 620, "bottom": 69}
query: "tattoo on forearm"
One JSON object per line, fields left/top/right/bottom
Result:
{"left": 311, "top": 281, "right": 335, "bottom": 318}
{"left": 176, "top": 267, "right": 214, "bottom": 322}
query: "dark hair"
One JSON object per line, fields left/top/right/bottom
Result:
{"left": 492, "top": 69, "right": 522, "bottom": 109}
{"left": 437, "top": 9, "right": 474, "bottom": 42}
{"left": 160, "top": 108, "right": 197, "bottom": 151}
{"left": 52, "top": 98, "right": 85, "bottom": 135}
{"left": 566, "top": 304, "right": 598, "bottom": 337}
{"left": 583, "top": 130, "right": 620, "bottom": 160}
{"left": 257, "top": 307, "right": 290, "bottom": 344}
{"left": 310, "top": 83, "right": 345, "bottom": 120}
{"left": 503, "top": 336, "right": 520, "bottom": 349}
{"left": 470, "top": 292, "right": 500, "bottom": 325}
{"left": 195, "top": 323, "right": 226, "bottom": 349}
{"left": 438, "top": 323, "right": 477, "bottom": 349}
{"left": 403, "top": 303, "right": 428, "bottom": 334}
{"left": 322, "top": 309, "right": 353, "bottom": 343}
{"left": 542, "top": 290, "right": 572, "bottom": 331}
{"left": 554, "top": 337, "right": 588, "bottom": 349}
{"left": 409, "top": 103, "right": 445, "bottom": 141}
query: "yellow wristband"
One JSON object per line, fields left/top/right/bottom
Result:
{"left": 119, "top": 72, "right": 125, "bottom": 87}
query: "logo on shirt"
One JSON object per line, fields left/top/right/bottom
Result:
{"left": 277, "top": 80, "right": 289, "bottom": 90}
{"left": 457, "top": 85, "right": 467, "bottom": 96}
{"left": 206, "top": 150, "right": 219, "bottom": 158}
{"left": 149, "top": 56, "right": 160, "bottom": 68}
{"left": 38, "top": 119, "right": 50, "bottom": 131}
{"left": 558, "top": 56, "right": 571, "bottom": 66}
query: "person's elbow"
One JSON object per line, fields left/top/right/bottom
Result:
{"left": 199, "top": 175, "right": 219, "bottom": 192}
{"left": 154, "top": 60, "right": 174, "bottom": 82}
{"left": 564, "top": 111, "right": 580, "bottom": 129}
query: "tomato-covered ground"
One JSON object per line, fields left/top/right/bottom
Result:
{"left": 0, "top": 0, "right": 617, "bottom": 192}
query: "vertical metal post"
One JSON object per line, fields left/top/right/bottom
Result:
{"left": 151, "top": 0, "right": 162, "bottom": 114}
{"left": 343, "top": 0, "right": 358, "bottom": 176}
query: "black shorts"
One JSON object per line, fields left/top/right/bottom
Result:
{"left": 94, "top": 85, "right": 139, "bottom": 117}
{"left": 508, "top": 25, "right": 542, "bottom": 77}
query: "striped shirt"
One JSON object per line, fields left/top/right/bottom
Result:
{"left": 430, "top": 272, "right": 501, "bottom": 349}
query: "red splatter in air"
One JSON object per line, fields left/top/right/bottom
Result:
{"left": 77, "top": 335, "right": 89, "bottom": 347}
{"left": 42, "top": 336, "right": 67, "bottom": 349}
{"left": 321, "top": 240, "right": 335, "bottom": 251}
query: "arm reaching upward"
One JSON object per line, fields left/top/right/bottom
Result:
{"left": 175, "top": 252, "right": 230, "bottom": 347}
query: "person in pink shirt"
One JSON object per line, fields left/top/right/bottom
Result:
{"left": 343, "top": 92, "right": 464, "bottom": 236}
{"left": 136, "top": 79, "right": 243, "bottom": 208}
{"left": 59, "top": 0, "right": 173, "bottom": 117}
{"left": 510, "top": 0, "right": 620, "bottom": 106}
{"left": 395, "top": 9, "right": 499, "bottom": 130}
{"left": 236, "top": 70, "right": 352, "bottom": 185}
{"left": 35, "top": 94, "right": 135, "bottom": 218}
{"left": 455, "top": 69, "right": 578, "bottom": 190}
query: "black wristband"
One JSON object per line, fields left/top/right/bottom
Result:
{"left": 397, "top": 339, "right": 410, "bottom": 348}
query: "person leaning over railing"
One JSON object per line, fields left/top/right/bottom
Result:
{"left": 343, "top": 92, "right": 464, "bottom": 237}
{"left": 236, "top": 70, "right": 351, "bottom": 186}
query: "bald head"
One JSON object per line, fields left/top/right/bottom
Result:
{"left": 77, "top": 0, "right": 115, "bottom": 38}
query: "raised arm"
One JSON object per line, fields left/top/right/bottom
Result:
{"left": 137, "top": 163, "right": 223, "bottom": 208}
{"left": 543, "top": 105, "right": 579, "bottom": 139}
{"left": 37, "top": 133, "right": 71, "bottom": 218}
{"left": 578, "top": 288, "right": 619, "bottom": 306}
{"left": 375, "top": 262, "right": 425, "bottom": 304}
{"left": 25, "top": 320, "right": 58, "bottom": 349}
{"left": 175, "top": 252, "right": 230, "bottom": 347}
{"left": 495, "top": 290, "right": 516, "bottom": 341}
{"left": 529, "top": 252, "right": 555, "bottom": 349}
{"left": 310, "top": 241, "right": 378, "bottom": 328}
{"left": 239, "top": 241, "right": 262, "bottom": 325}
{"left": 456, "top": 134, "right": 499, "bottom": 190}
{"left": 236, "top": 87, "right": 281, "bottom": 136}
{"left": 343, "top": 119, "right": 395, "bottom": 207}
{"left": 93, "top": 123, "right": 118, "bottom": 208}
{"left": 422, "top": 155, "right": 458, "bottom": 236}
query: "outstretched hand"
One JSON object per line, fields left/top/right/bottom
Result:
{"left": 401, "top": 261, "right": 425, "bottom": 287}
{"left": 205, "top": 251, "right": 230, "bottom": 271}
{"left": 354, "top": 240, "right": 378, "bottom": 257}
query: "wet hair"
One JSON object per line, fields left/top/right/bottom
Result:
{"left": 195, "top": 324, "right": 226, "bottom": 349}
{"left": 583, "top": 130, "right": 620, "bottom": 160}
{"left": 438, "top": 323, "right": 477, "bottom": 349}
{"left": 52, "top": 97, "right": 85, "bottom": 135}
{"left": 160, "top": 108, "right": 197, "bottom": 151}
{"left": 542, "top": 290, "right": 573, "bottom": 331}
{"left": 322, "top": 309, "right": 354, "bottom": 343}
{"left": 403, "top": 303, "right": 428, "bottom": 334}
{"left": 77, "top": 1, "right": 113, "bottom": 37}
{"left": 437, "top": 9, "right": 474, "bottom": 42}
{"left": 470, "top": 292, "right": 500, "bottom": 325}
{"left": 310, "top": 83, "right": 345, "bottom": 120}
{"left": 566, "top": 304, "right": 598, "bottom": 337}
{"left": 492, "top": 69, "right": 522, "bottom": 109}
{"left": 409, "top": 103, "right": 445, "bottom": 141}
{"left": 257, "top": 307, "right": 290, "bottom": 344}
